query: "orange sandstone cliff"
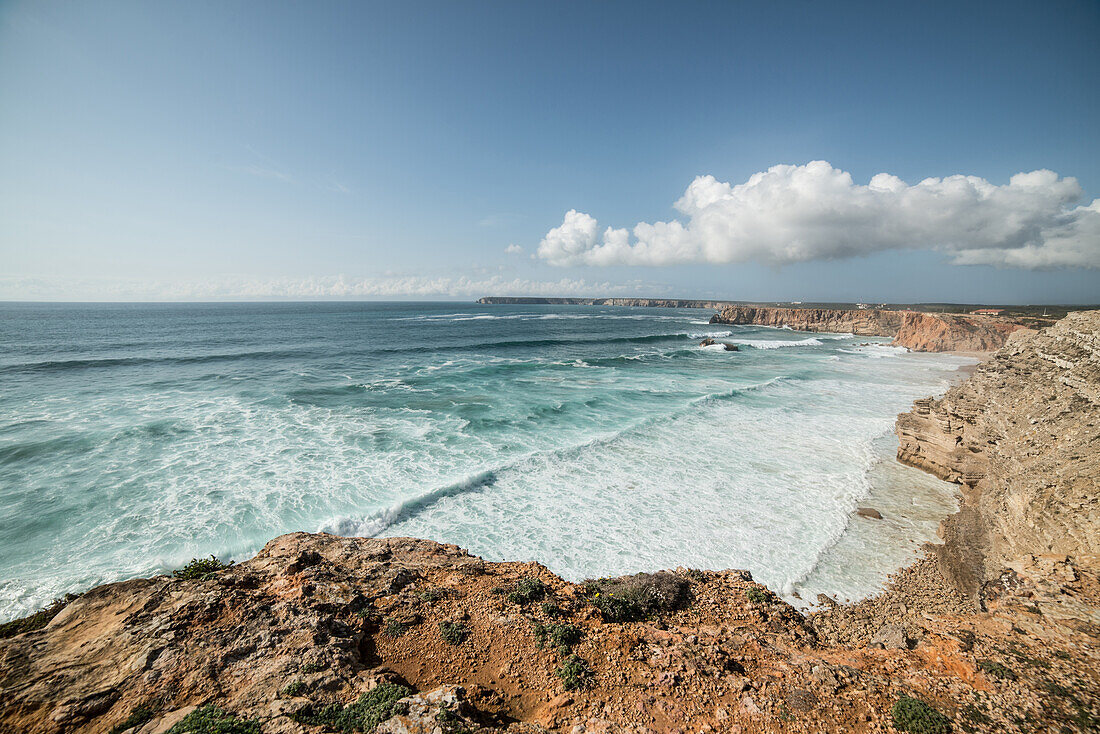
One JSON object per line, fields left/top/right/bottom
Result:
{"left": 709, "top": 305, "right": 1030, "bottom": 352}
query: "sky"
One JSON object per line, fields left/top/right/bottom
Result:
{"left": 1, "top": 0, "right": 1098, "bottom": 303}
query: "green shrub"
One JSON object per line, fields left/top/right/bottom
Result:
{"left": 107, "top": 704, "right": 157, "bottom": 734}
{"left": 281, "top": 681, "right": 308, "bottom": 697}
{"left": 556, "top": 655, "right": 594, "bottom": 691}
{"left": 290, "top": 680, "right": 413, "bottom": 732}
{"left": 439, "top": 621, "right": 470, "bottom": 645}
{"left": 890, "top": 696, "right": 952, "bottom": 734}
{"left": 540, "top": 601, "right": 566, "bottom": 618}
{"left": 173, "top": 556, "right": 233, "bottom": 581}
{"left": 435, "top": 707, "right": 472, "bottom": 734}
{"left": 0, "top": 594, "right": 78, "bottom": 639}
{"left": 585, "top": 572, "right": 691, "bottom": 623}
{"left": 166, "top": 705, "right": 260, "bottom": 734}
{"left": 298, "top": 661, "right": 327, "bottom": 674}
{"left": 506, "top": 577, "right": 547, "bottom": 605}
{"left": 977, "top": 659, "right": 1016, "bottom": 680}
{"left": 532, "top": 622, "right": 583, "bottom": 650}
{"left": 746, "top": 587, "right": 769, "bottom": 604}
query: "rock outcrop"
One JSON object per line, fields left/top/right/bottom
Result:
{"left": 709, "top": 305, "right": 1030, "bottom": 352}
{"left": 896, "top": 310, "right": 1100, "bottom": 599}
{"left": 3, "top": 532, "right": 1098, "bottom": 734}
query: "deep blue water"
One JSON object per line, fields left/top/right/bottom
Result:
{"left": 0, "top": 302, "right": 971, "bottom": 620}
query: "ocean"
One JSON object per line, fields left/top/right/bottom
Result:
{"left": 0, "top": 302, "right": 972, "bottom": 622}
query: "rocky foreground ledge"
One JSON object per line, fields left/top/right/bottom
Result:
{"left": 2, "top": 313, "right": 1098, "bottom": 734}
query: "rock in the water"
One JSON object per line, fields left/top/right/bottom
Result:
{"left": 856, "top": 507, "right": 883, "bottom": 520}
{"left": 723, "top": 342, "right": 739, "bottom": 351}
{"left": 699, "top": 337, "right": 716, "bottom": 347}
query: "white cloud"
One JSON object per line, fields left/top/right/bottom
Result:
{"left": 505, "top": 244, "right": 524, "bottom": 254}
{"left": 0, "top": 274, "right": 657, "bottom": 301}
{"left": 537, "top": 161, "right": 1100, "bottom": 269}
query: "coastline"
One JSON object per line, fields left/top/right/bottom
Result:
{"left": 1, "top": 311, "right": 1097, "bottom": 733}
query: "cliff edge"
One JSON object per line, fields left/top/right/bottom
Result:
{"left": 709, "top": 305, "right": 1029, "bottom": 352}
{"left": 895, "top": 310, "right": 1100, "bottom": 600}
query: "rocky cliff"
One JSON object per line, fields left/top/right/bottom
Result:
{"left": 709, "top": 306, "right": 1029, "bottom": 352}
{"left": 895, "top": 310, "right": 1100, "bottom": 600}
{"left": 2, "top": 532, "right": 1097, "bottom": 734}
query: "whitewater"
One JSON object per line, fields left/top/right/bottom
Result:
{"left": 0, "top": 302, "right": 974, "bottom": 622}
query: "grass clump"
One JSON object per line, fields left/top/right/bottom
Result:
{"left": 299, "top": 661, "right": 327, "bottom": 674}
{"left": 506, "top": 577, "right": 547, "bottom": 605}
{"left": 584, "top": 572, "right": 691, "bottom": 623}
{"left": 436, "top": 707, "right": 473, "bottom": 734}
{"left": 532, "top": 622, "right": 583, "bottom": 651}
{"left": 107, "top": 704, "right": 157, "bottom": 734}
{"left": 167, "top": 705, "right": 260, "bottom": 734}
{"left": 439, "top": 621, "right": 470, "bottom": 645}
{"left": 0, "top": 594, "right": 78, "bottom": 640}
{"left": 418, "top": 587, "right": 449, "bottom": 603}
{"left": 746, "top": 587, "right": 769, "bottom": 604}
{"left": 290, "top": 680, "right": 413, "bottom": 732}
{"left": 556, "top": 654, "right": 594, "bottom": 691}
{"left": 173, "top": 555, "right": 233, "bottom": 581}
{"left": 383, "top": 618, "right": 411, "bottom": 638}
{"left": 977, "top": 659, "right": 1017, "bottom": 680}
{"left": 890, "top": 696, "right": 952, "bottom": 734}
{"left": 281, "top": 681, "right": 308, "bottom": 697}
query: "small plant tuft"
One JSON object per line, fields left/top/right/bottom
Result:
{"left": 166, "top": 704, "right": 260, "bottom": 734}
{"left": 418, "top": 587, "right": 449, "bottom": 603}
{"left": 107, "top": 704, "right": 157, "bottom": 734}
{"left": 556, "top": 654, "right": 594, "bottom": 691}
{"left": 173, "top": 555, "right": 233, "bottom": 581}
{"left": 436, "top": 706, "right": 473, "bottom": 734}
{"left": 977, "top": 659, "right": 1017, "bottom": 680}
{"left": 439, "top": 621, "right": 470, "bottom": 645}
{"left": 506, "top": 577, "right": 547, "bottom": 605}
{"left": 746, "top": 587, "right": 769, "bottom": 604}
{"left": 290, "top": 680, "right": 413, "bottom": 732}
{"left": 383, "top": 618, "right": 411, "bottom": 638}
{"left": 540, "top": 601, "right": 566, "bottom": 618}
{"left": 532, "top": 622, "right": 583, "bottom": 651}
{"left": 281, "top": 681, "right": 308, "bottom": 697}
{"left": 298, "top": 660, "right": 326, "bottom": 674}
{"left": 585, "top": 572, "right": 691, "bottom": 623}
{"left": 890, "top": 696, "right": 952, "bottom": 734}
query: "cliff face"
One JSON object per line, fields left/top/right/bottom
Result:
{"left": 709, "top": 305, "right": 1029, "bottom": 352}
{"left": 709, "top": 305, "right": 904, "bottom": 336}
{"left": 896, "top": 310, "right": 1100, "bottom": 599}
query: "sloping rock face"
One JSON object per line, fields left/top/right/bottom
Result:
{"left": 709, "top": 306, "right": 1028, "bottom": 352}
{"left": 896, "top": 310, "right": 1100, "bottom": 599}
{"left": 3, "top": 532, "right": 1099, "bottom": 734}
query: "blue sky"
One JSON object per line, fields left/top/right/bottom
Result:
{"left": 1, "top": 0, "right": 1098, "bottom": 303}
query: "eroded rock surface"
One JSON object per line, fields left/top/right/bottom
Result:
{"left": 896, "top": 310, "right": 1100, "bottom": 598}
{"left": 709, "top": 305, "right": 1029, "bottom": 352}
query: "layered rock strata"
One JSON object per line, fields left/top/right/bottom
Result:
{"left": 709, "top": 305, "right": 1029, "bottom": 352}
{"left": 896, "top": 310, "right": 1100, "bottom": 599}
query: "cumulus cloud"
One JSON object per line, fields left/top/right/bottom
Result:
{"left": 537, "top": 161, "right": 1100, "bottom": 269}
{"left": 0, "top": 274, "right": 656, "bottom": 301}
{"left": 505, "top": 244, "right": 524, "bottom": 254}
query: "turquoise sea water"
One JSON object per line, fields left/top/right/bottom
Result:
{"left": 0, "top": 302, "right": 971, "bottom": 621}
